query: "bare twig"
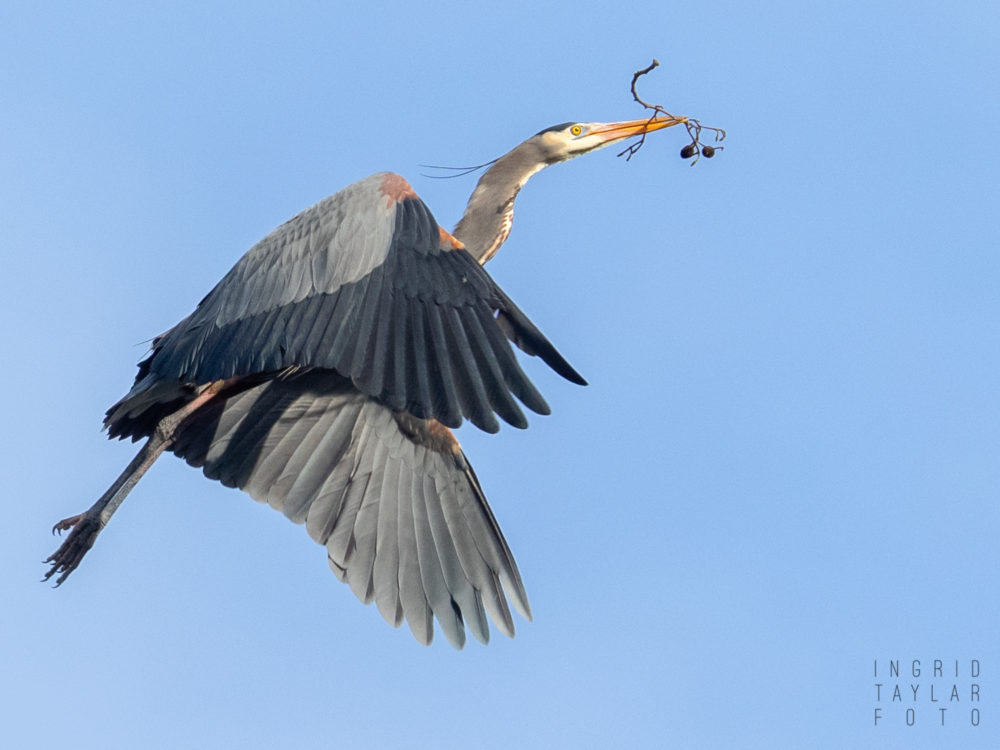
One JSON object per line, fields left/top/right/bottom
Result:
{"left": 618, "top": 59, "right": 726, "bottom": 166}
{"left": 630, "top": 59, "right": 662, "bottom": 110}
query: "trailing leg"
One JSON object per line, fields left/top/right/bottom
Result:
{"left": 44, "top": 380, "right": 231, "bottom": 585}
{"left": 44, "top": 433, "right": 171, "bottom": 585}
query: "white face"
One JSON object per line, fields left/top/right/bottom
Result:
{"left": 537, "top": 117, "right": 683, "bottom": 162}
{"left": 537, "top": 123, "right": 616, "bottom": 161}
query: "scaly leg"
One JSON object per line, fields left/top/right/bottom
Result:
{"left": 44, "top": 432, "right": 172, "bottom": 585}
{"left": 44, "top": 380, "right": 231, "bottom": 585}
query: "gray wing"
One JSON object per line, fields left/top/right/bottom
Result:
{"left": 170, "top": 368, "right": 531, "bottom": 648}
{"left": 137, "top": 172, "right": 584, "bottom": 433}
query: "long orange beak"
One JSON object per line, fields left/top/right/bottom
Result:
{"left": 588, "top": 115, "right": 687, "bottom": 145}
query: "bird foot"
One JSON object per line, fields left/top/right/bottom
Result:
{"left": 44, "top": 513, "right": 103, "bottom": 586}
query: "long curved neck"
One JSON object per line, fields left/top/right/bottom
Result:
{"left": 453, "top": 142, "right": 547, "bottom": 265}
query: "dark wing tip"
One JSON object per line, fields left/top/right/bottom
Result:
{"left": 557, "top": 361, "right": 588, "bottom": 387}
{"left": 494, "top": 308, "right": 588, "bottom": 387}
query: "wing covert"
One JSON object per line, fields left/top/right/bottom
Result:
{"left": 136, "top": 173, "right": 584, "bottom": 433}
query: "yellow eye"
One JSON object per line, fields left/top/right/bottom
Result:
{"left": 570, "top": 125, "right": 583, "bottom": 136}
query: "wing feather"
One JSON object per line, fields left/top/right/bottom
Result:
{"left": 397, "top": 467, "right": 433, "bottom": 645}
{"left": 440, "top": 306, "right": 499, "bottom": 433}
{"left": 411, "top": 472, "right": 464, "bottom": 648}
{"left": 345, "top": 433, "right": 387, "bottom": 604}
{"left": 481, "top": 311, "right": 552, "bottom": 418}
{"left": 372, "top": 455, "right": 403, "bottom": 627}
{"left": 347, "top": 266, "right": 384, "bottom": 382}
{"left": 278, "top": 403, "right": 355, "bottom": 523}
{"left": 439, "top": 472, "right": 516, "bottom": 637}
{"left": 402, "top": 298, "right": 429, "bottom": 414}
{"left": 254, "top": 399, "right": 330, "bottom": 512}
{"left": 240, "top": 393, "right": 331, "bottom": 500}
{"left": 304, "top": 444, "right": 358, "bottom": 544}
{"left": 325, "top": 281, "right": 365, "bottom": 364}
{"left": 455, "top": 308, "right": 527, "bottom": 430}
{"left": 389, "top": 288, "right": 411, "bottom": 411}
{"left": 178, "top": 385, "right": 264, "bottom": 470}
{"left": 423, "top": 303, "right": 463, "bottom": 428}
{"left": 325, "top": 445, "right": 372, "bottom": 578}
{"left": 364, "top": 270, "right": 399, "bottom": 403}
{"left": 420, "top": 472, "right": 489, "bottom": 645}
{"left": 170, "top": 369, "right": 530, "bottom": 647}
{"left": 457, "top": 462, "right": 531, "bottom": 621}
{"left": 204, "top": 382, "right": 295, "bottom": 488}
{"left": 121, "top": 173, "right": 584, "bottom": 441}
{"left": 283, "top": 294, "right": 325, "bottom": 365}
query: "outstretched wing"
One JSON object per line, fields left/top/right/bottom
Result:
{"left": 170, "top": 369, "right": 531, "bottom": 648}
{"left": 138, "top": 173, "right": 584, "bottom": 433}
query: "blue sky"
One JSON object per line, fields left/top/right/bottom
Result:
{"left": 3, "top": 2, "right": 997, "bottom": 748}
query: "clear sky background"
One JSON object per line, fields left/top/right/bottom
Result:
{"left": 2, "top": 2, "right": 997, "bottom": 748}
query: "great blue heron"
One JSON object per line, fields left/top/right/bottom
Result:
{"left": 46, "top": 115, "right": 685, "bottom": 647}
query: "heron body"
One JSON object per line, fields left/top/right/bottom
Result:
{"left": 46, "top": 116, "right": 685, "bottom": 647}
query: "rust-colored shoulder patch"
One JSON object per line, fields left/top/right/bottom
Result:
{"left": 438, "top": 225, "right": 465, "bottom": 251}
{"left": 378, "top": 173, "right": 417, "bottom": 205}
{"left": 393, "top": 412, "right": 462, "bottom": 456}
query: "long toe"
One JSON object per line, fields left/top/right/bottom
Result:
{"left": 51, "top": 513, "right": 86, "bottom": 535}
{"left": 44, "top": 517, "right": 101, "bottom": 585}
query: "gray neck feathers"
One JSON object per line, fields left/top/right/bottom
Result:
{"left": 453, "top": 141, "right": 548, "bottom": 265}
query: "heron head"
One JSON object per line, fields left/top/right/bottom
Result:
{"left": 531, "top": 116, "right": 687, "bottom": 164}
{"left": 454, "top": 113, "right": 689, "bottom": 263}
